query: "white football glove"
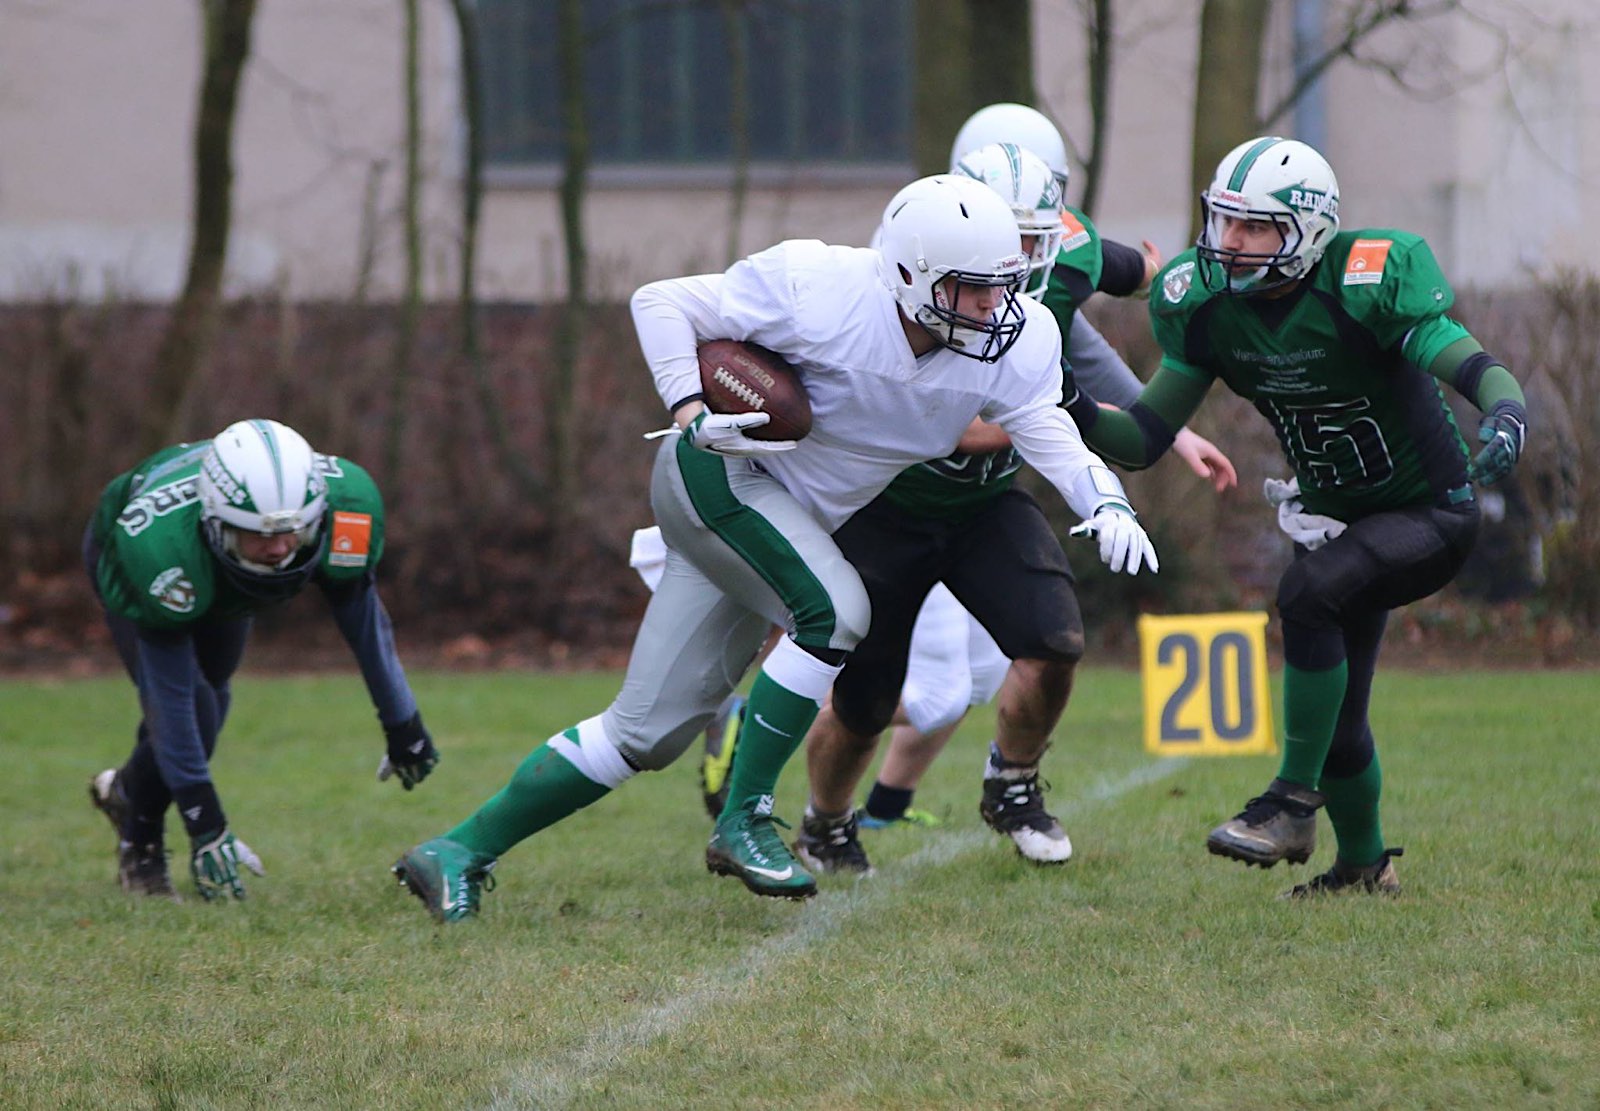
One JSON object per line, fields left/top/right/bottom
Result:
{"left": 1069, "top": 503, "right": 1159, "bottom": 575}
{"left": 682, "top": 411, "right": 798, "bottom": 457}
{"left": 1263, "top": 477, "right": 1347, "bottom": 550}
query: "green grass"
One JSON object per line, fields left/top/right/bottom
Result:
{"left": 2, "top": 667, "right": 1598, "bottom": 1109}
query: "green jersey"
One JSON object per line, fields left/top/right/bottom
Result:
{"left": 92, "top": 440, "right": 387, "bottom": 630}
{"left": 881, "top": 205, "right": 1105, "bottom": 520}
{"left": 1150, "top": 230, "right": 1473, "bottom": 519}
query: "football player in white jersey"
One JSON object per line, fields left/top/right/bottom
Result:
{"left": 790, "top": 135, "right": 1233, "bottom": 872}
{"left": 390, "top": 174, "right": 1157, "bottom": 920}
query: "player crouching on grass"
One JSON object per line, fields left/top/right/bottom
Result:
{"left": 390, "top": 174, "right": 1158, "bottom": 922}
{"left": 1064, "top": 137, "right": 1529, "bottom": 897}
{"left": 86, "top": 419, "right": 439, "bottom": 901}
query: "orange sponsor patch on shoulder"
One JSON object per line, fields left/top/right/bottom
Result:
{"left": 1059, "top": 209, "right": 1091, "bottom": 252}
{"left": 1343, "top": 238, "right": 1393, "bottom": 286}
{"left": 330, "top": 511, "right": 372, "bottom": 568}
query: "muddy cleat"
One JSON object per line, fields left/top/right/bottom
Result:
{"left": 980, "top": 764, "right": 1073, "bottom": 864}
{"left": 1206, "top": 778, "right": 1325, "bottom": 868}
{"left": 794, "top": 809, "right": 873, "bottom": 875}
{"left": 706, "top": 794, "right": 816, "bottom": 899}
{"left": 1284, "top": 847, "right": 1404, "bottom": 899}
{"left": 700, "top": 694, "right": 745, "bottom": 820}
{"left": 89, "top": 768, "right": 129, "bottom": 838}
{"left": 857, "top": 806, "right": 942, "bottom": 831}
{"left": 118, "top": 841, "right": 181, "bottom": 900}
{"left": 392, "top": 837, "right": 498, "bottom": 924}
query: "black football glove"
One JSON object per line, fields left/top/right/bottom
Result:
{"left": 377, "top": 712, "right": 440, "bottom": 790}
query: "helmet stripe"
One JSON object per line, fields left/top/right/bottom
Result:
{"left": 1227, "top": 136, "right": 1284, "bottom": 191}
{"left": 248, "top": 418, "right": 286, "bottom": 504}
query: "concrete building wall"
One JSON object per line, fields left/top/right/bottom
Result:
{"left": 2, "top": 0, "right": 1594, "bottom": 302}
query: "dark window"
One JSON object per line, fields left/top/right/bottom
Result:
{"left": 478, "top": 0, "right": 912, "bottom": 179}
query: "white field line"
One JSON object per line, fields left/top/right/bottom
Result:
{"left": 486, "top": 757, "right": 1191, "bottom": 1111}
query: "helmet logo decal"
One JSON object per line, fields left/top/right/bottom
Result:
{"left": 1271, "top": 185, "right": 1338, "bottom": 219}
{"left": 149, "top": 566, "right": 197, "bottom": 614}
{"left": 201, "top": 453, "right": 248, "bottom": 505}
{"left": 330, "top": 512, "right": 373, "bottom": 568}
{"left": 1343, "top": 238, "right": 1393, "bottom": 286}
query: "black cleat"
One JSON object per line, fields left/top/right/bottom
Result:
{"left": 118, "top": 841, "right": 181, "bottom": 900}
{"left": 793, "top": 809, "right": 873, "bottom": 875}
{"left": 1285, "top": 847, "right": 1404, "bottom": 899}
{"left": 1206, "top": 778, "right": 1325, "bottom": 868}
{"left": 980, "top": 768, "right": 1072, "bottom": 864}
{"left": 89, "top": 768, "right": 129, "bottom": 838}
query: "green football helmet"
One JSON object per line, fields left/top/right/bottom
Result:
{"left": 197, "top": 419, "right": 328, "bottom": 596}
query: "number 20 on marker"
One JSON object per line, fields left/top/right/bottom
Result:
{"left": 1137, "top": 612, "right": 1276, "bottom": 757}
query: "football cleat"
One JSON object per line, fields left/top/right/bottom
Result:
{"left": 88, "top": 768, "right": 129, "bottom": 838}
{"left": 392, "top": 837, "right": 498, "bottom": 924}
{"left": 980, "top": 769, "right": 1073, "bottom": 864}
{"left": 700, "top": 694, "right": 745, "bottom": 820}
{"left": 706, "top": 794, "right": 816, "bottom": 899}
{"left": 1206, "top": 778, "right": 1325, "bottom": 868}
{"left": 118, "top": 841, "right": 181, "bottom": 900}
{"left": 1284, "top": 847, "right": 1404, "bottom": 899}
{"left": 794, "top": 809, "right": 873, "bottom": 875}
{"left": 857, "top": 806, "right": 942, "bottom": 831}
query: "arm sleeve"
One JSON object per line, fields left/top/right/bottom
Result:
{"left": 1424, "top": 335, "right": 1527, "bottom": 412}
{"left": 1073, "top": 362, "right": 1213, "bottom": 468}
{"left": 1097, "top": 239, "right": 1148, "bottom": 298}
{"left": 135, "top": 628, "right": 210, "bottom": 789}
{"left": 630, "top": 274, "right": 727, "bottom": 412}
{"left": 322, "top": 576, "right": 419, "bottom": 729}
{"left": 1000, "top": 404, "right": 1136, "bottom": 520}
{"left": 1065, "top": 314, "right": 1142, "bottom": 408}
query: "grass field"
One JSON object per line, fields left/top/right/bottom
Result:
{"left": 2, "top": 666, "right": 1598, "bottom": 1109}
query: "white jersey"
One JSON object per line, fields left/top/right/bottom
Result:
{"left": 631, "top": 239, "right": 1120, "bottom": 532}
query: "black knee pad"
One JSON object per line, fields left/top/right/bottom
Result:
{"left": 830, "top": 679, "right": 899, "bottom": 738}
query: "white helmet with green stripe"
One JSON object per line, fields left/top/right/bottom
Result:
{"left": 952, "top": 142, "right": 1065, "bottom": 301}
{"left": 949, "top": 102, "right": 1070, "bottom": 194}
{"left": 1198, "top": 136, "right": 1340, "bottom": 294}
{"left": 198, "top": 418, "right": 328, "bottom": 578}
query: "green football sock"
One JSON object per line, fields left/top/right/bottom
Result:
{"left": 1321, "top": 755, "right": 1386, "bottom": 867}
{"left": 716, "top": 670, "right": 819, "bottom": 820}
{"left": 445, "top": 737, "right": 610, "bottom": 857}
{"left": 1276, "top": 659, "right": 1348, "bottom": 789}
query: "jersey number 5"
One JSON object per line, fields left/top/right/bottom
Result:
{"left": 1273, "top": 398, "right": 1394, "bottom": 489}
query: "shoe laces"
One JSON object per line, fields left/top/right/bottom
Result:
{"left": 986, "top": 773, "right": 1058, "bottom": 832}
{"left": 448, "top": 861, "right": 497, "bottom": 912}
{"left": 728, "top": 807, "right": 795, "bottom": 865}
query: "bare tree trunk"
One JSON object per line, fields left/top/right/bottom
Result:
{"left": 141, "top": 0, "right": 257, "bottom": 453}
{"left": 915, "top": 0, "right": 1032, "bottom": 176}
{"left": 1077, "top": 0, "right": 1113, "bottom": 217}
{"left": 721, "top": 0, "right": 750, "bottom": 267}
{"left": 550, "top": 0, "right": 589, "bottom": 516}
{"left": 449, "top": 0, "right": 542, "bottom": 498}
{"left": 1189, "top": 0, "right": 1269, "bottom": 244}
{"left": 385, "top": 0, "right": 424, "bottom": 486}
{"left": 968, "top": 0, "right": 1031, "bottom": 106}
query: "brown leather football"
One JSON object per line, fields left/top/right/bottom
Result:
{"left": 697, "top": 339, "right": 812, "bottom": 442}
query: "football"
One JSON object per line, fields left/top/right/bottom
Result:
{"left": 697, "top": 339, "right": 812, "bottom": 441}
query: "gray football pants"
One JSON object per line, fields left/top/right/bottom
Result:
{"left": 600, "top": 437, "right": 870, "bottom": 771}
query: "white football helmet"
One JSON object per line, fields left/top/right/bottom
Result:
{"left": 949, "top": 102, "right": 1070, "bottom": 193}
{"left": 952, "top": 142, "right": 1065, "bottom": 300}
{"left": 1197, "top": 136, "right": 1340, "bottom": 294}
{"left": 877, "top": 174, "right": 1030, "bottom": 362}
{"left": 197, "top": 418, "right": 328, "bottom": 582}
